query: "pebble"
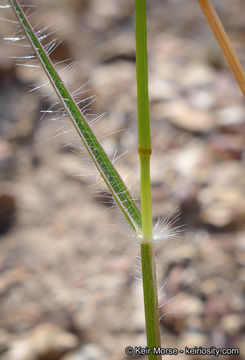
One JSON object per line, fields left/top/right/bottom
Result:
{"left": 173, "top": 244, "right": 197, "bottom": 263}
{"left": 187, "top": 89, "right": 216, "bottom": 110}
{"left": 208, "top": 134, "right": 244, "bottom": 160}
{"left": 61, "top": 343, "right": 107, "bottom": 360}
{"left": 3, "top": 323, "right": 79, "bottom": 360}
{"left": 216, "top": 106, "right": 245, "bottom": 128}
{"left": 180, "top": 63, "right": 214, "bottom": 88}
{"left": 178, "top": 331, "right": 207, "bottom": 349}
{"left": 200, "top": 278, "right": 226, "bottom": 296}
{"left": 88, "top": 0, "right": 132, "bottom": 28}
{"left": 198, "top": 162, "right": 245, "bottom": 228}
{"left": 90, "top": 61, "right": 135, "bottom": 108}
{"left": 172, "top": 141, "right": 210, "bottom": 180}
{"left": 149, "top": 76, "right": 178, "bottom": 102}
{"left": 221, "top": 314, "right": 244, "bottom": 336}
{"left": 205, "top": 295, "right": 229, "bottom": 318}
{"left": 154, "top": 100, "right": 215, "bottom": 133}
{"left": 199, "top": 184, "right": 245, "bottom": 228}
{"left": 162, "top": 293, "right": 204, "bottom": 333}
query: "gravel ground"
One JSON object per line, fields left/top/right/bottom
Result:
{"left": 0, "top": 1, "right": 244, "bottom": 359}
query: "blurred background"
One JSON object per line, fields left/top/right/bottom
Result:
{"left": 0, "top": 0, "right": 244, "bottom": 359}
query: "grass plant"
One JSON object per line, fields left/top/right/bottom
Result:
{"left": 2, "top": 0, "right": 245, "bottom": 359}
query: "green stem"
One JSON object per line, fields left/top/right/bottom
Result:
{"left": 135, "top": 0, "right": 152, "bottom": 240}
{"left": 141, "top": 243, "right": 162, "bottom": 359}
{"left": 140, "top": 155, "right": 153, "bottom": 240}
{"left": 135, "top": 0, "right": 162, "bottom": 358}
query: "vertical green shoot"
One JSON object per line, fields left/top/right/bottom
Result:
{"left": 135, "top": 0, "right": 152, "bottom": 241}
{"left": 135, "top": 1, "right": 162, "bottom": 358}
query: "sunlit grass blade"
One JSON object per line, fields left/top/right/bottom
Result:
{"left": 8, "top": 0, "right": 141, "bottom": 233}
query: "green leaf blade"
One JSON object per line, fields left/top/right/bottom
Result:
{"left": 9, "top": 0, "right": 142, "bottom": 233}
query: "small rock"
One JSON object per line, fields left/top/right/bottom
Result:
{"left": 186, "top": 316, "right": 204, "bottom": 330}
{"left": 216, "top": 106, "right": 245, "bottom": 129}
{"left": 172, "top": 141, "right": 210, "bottom": 181}
{"left": 187, "top": 89, "right": 215, "bottom": 110}
{"left": 90, "top": 61, "right": 135, "bottom": 108}
{"left": 198, "top": 162, "right": 245, "bottom": 228}
{"left": 167, "top": 266, "right": 183, "bottom": 292}
{"left": 149, "top": 76, "right": 178, "bottom": 102}
{"left": 173, "top": 244, "right": 197, "bottom": 263}
{"left": 4, "top": 323, "right": 79, "bottom": 360}
{"left": 168, "top": 293, "right": 204, "bottom": 317}
{"left": 205, "top": 295, "right": 229, "bottom": 318}
{"left": 88, "top": 0, "right": 133, "bottom": 29}
{"left": 1, "top": 86, "right": 39, "bottom": 144}
{"left": 200, "top": 203, "right": 235, "bottom": 228}
{"left": 154, "top": 100, "right": 215, "bottom": 133}
{"left": 175, "top": 182, "right": 198, "bottom": 211}
{"left": 162, "top": 293, "right": 204, "bottom": 333}
{"left": 208, "top": 134, "right": 244, "bottom": 160}
{"left": 180, "top": 63, "right": 214, "bottom": 88}
{"left": 178, "top": 331, "right": 207, "bottom": 349}
{"left": 227, "top": 292, "right": 244, "bottom": 313}
{"left": 221, "top": 314, "right": 244, "bottom": 336}
{"left": 199, "top": 187, "right": 245, "bottom": 228}
{"left": 61, "top": 343, "right": 107, "bottom": 360}
{"left": 201, "top": 278, "right": 225, "bottom": 296}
